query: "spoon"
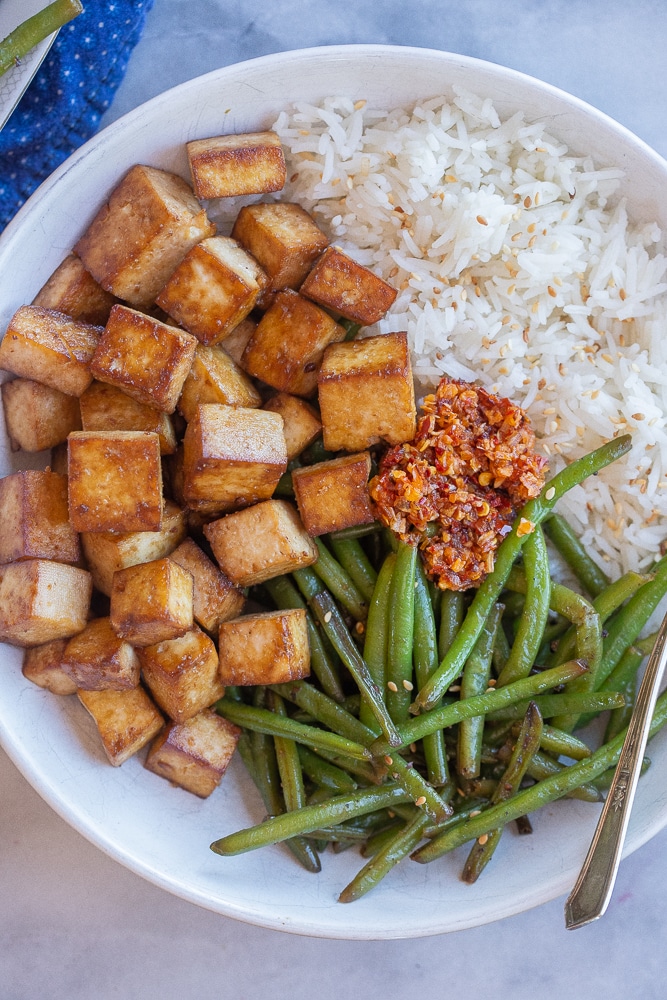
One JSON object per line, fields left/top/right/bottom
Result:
{"left": 564, "top": 605, "right": 667, "bottom": 929}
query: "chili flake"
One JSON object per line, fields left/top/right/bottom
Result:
{"left": 368, "top": 377, "right": 547, "bottom": 590}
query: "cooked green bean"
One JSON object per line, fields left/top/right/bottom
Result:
{"left": 439, "top": 590, "right": 465, "bottom": 661}
{"left": 0, "top": 0, "right": 83, "bottom": 78}
{"left": 386, "top": 541, "right": 418, "bottom": 724}
{"left": 328, "top": 522, "right": 382, "bottom": 541}
{"left": 543, "top": 511, "right": 610, "bottom": 597}
{"left": 496, "top": 527, "right": 550, "bottom": 686}
{"left": 359, "top": 552, "right": 395, "bottom": 730}
{"left": 484, "top": 690, "right": 625, "bottom": 722}
{"left": 339, "top": 811, "right": 431, "bottom": 902}
{"left": 211, "top": 784, "right": 413, "bottom": 855}
{"left": 413, "top": 560, "right": 449, "bottom": 787}
{"left": 538, "top": 723, "right": 592, "bottom": 761}
{"left": 457, "top": 604, "right": 502, "bottom": 780}
{"left": 329, "top": 537, "right": 378, "bottom": 602}
{"left": 297, "top": 745, "right": 359, "bottom": 792}
{"left": 312, "top": 538, "right": 369, "bottom": 621}
{"left": 526, "top": 751, "right": 602, "bottom": 802}
{"left": 413, "top": 435, "right": 632, "bottom": 712}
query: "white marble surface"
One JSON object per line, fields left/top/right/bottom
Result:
{"left": 3, "top": 1, "right": 667, "bottom": 996}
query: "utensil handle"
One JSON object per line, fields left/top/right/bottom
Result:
{"left": 564, "top": 609, "right": 667, "bottom": 930}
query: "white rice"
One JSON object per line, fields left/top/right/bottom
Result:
{"left": 215, "top": 91, "right": 667, "bottom": 578}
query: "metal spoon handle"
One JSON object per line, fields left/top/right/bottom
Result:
{"left": 565, "top": 608, "right": 667, "bottom": 930}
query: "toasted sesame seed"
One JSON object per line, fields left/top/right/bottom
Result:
{"left": 403, "top": 679, "right": 414, "bottom": 691}
{"left": 387, "top": 681, "right": 398, "bottom": 692}
{"left": 415, "top": 796, "right": 427, "bottom": 807}
{"left": 545, "top": 486, "right": 556, "bottom": 500}
{"left": 478, "top": 834, "right": 489, "bottom": 845}
{"left": 470, "top": 809, "right": 482, "bottom": 817}
{"left": 384, "top": 755, "right": 394, "bottom": 766}
{"left": 323, "top": 611, "right": 332, "bottom": 623}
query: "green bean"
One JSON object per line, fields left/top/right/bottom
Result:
{"left": 359, "top": 819, "right": 406, "bottom": 858}
{"left": 339, "top": 811, "right": 431, "bottom": 902}
{"left": 413, "top": 435, "right": 631, "bottom": 712}
{"left": 329, "top": 537, "right": 378, "bottom": 602}
{"left": 312, "top": 747, "right": 383, "bottom": 786}
{"left": 496, "top": 527, "right": 550, "bottom": 686}
{"left": 270, "top": 691, "right": 309, "bottom": 811}
{"left": 539, "top": 723, "right": 592, "bottom": 761}
{"left": 492, "top": 615, "right": 512, "bottom": 675}
{"left": 386, "top": 542, "right": 418, "bottom": 724}
{"left": 484, "top": 690, "right": 625, "bottom": 722}
{"left": 0, "top": 0, "right": 83, "bottom": 78}
{"left": 439, "top": 590, "right": 465, "bottom": 661}
{"left": 271, "top": 680, "right": 372, "bottom": 746}
{"left": 263, "top": 575, "right": 344, "bottom": 702}
{"left": 412, "top": 685, "right": 667, "bottom": 864}
{"left": 300, "top": 437, "right": 336, "bottom": 465}
{"left": 211, "top": 784, "right": 413, "bottom": 856}
{"left": 525, "top": 751, "right": 602, "bottom": 801}
{"left": 359, "top": 552, "right": 395, "bottom": 731}
{"left": 457, "top": 604, "right": 503, "bottom": 780}
{"left": 312, "top": 538, "right": 369, "bottom": 621}
{"left": 461, "top": 701, "right": 543, "bottom": 883}
{"left": 273, "top": 470, "right": 295, "bottom": 498}
{"left": 342, "top": 319, "right": 362, "bottom": 340}
{"left": 375, "top": 658, "right": 588, "bottom": 753}
{"left": 296, "top": 746, "right": 359, "bottom": 792}
{"left": 543, "top": 511, "right": 610, "bottom": 597}
{"left": 604, "top": 673, "right": 638, "bottom": 743}
{"left": 216, "top": 697, "right": 371, "bottom": 761}
{"left": 601, "top": 631, "right": 657, "bottom": 695}
{"left": 328, "top": 522, "right": 382, "bottom": 542}
{"left": 413, "top": 560, "right": 449, "bottom": 786}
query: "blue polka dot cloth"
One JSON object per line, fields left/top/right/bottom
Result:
{"left": 0, "top": 0, "right": 154, "bottom": 230}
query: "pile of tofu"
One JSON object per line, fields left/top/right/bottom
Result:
{"left": 0, "top": 129, "right": 417, "bottom": 801}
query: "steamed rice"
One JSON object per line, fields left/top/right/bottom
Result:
{"left": 215, "top": 90, "right": 667, "bottom": 578}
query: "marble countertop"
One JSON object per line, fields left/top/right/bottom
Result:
{"left": 3, "top": 1, "right": 667, "bottom": 997}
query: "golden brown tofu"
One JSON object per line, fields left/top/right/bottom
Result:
{"left": 32, "top": 254, "right": 118, "bottom": 326}
{"left": 262, "top": 393, "right": 322, "bottom": 462}
{"left": 204, "top": 499, "right": 317, "bottom": 587}
{"left": 68, "top": 430, "right": 163, "bottom": 533}
{"left": 80, "top": 499, "right": 187, "bottom": 596}
{"left": 241, "top": 289, "right": 345, "bottom": 397}
{"left": 177, "top": 343, "right": 261, "bottom": 423}
{"left": 187, "top": 131, "right": 286, "bottom": 199}
{"left": 218, "top": 317, "right": 256, "bottom": 367}
{"left": 22, "top": 639, "right": 78, "bottom": 695}
{"left": 79, "top": 380, "right": 177, "bottom": 455}
{"left": 300, "top": 246, "right": 397, "bottom": 325}
{"left": 182, "top": 404, "right": 287, "bottom": 511}
{"left": 73, "top": 164, "right": 215, "bottom": 309}
{"left": 291, "top": 451, "right": 375, "bottom": 536}
{"left": 231, "top": 201, "right": 329, "bottom": 294}
{"left": 0, "top": 305, "right": 101, "bottom": 396}
{"left": 218, "top": 608, "right": 310, "bottom": 686}
{"left": 0, "top": 559, "right": 92, "bottom": 647}
{"left": 90, "top": 304, "right": 197, "bottom": 415}
{"left": 109, "top": 556, "right": 194, "bottom": 647}
{"left": 138, "top": 625, "right": 224, "bottom": 723}
{"left": 317, "top": 332, "right": 416, "bottom": 452}
{"left": 169, "top": 537, "right": 245, "bottom": 633}
{"left": 145, "top": 709, "right": 240, "bottom": 797}
{"left": 155, "top": 237, "right": 267, "bottom": 346}
{"left": 61, "top": 616, "right": 141, "bottom": 691}
{"left": 0, "top": 469, "right": 80, "bottom": 565}
{"left": 1, "top": 377, "right": 82, "bottom": 452}
{"left": 77, "top": 685, "right": 164, "bottom": 766}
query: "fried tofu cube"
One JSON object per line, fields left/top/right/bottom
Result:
{"left": 22, "top": 638, "right": 78, "bottom": 695}
{"left": 145, "top": 709, "right": 240, "bottom": 797}
{"left": 292, "top": 452, "right": 375, "bottom": 536}
{"left": 0, "top": 305, "right": 100, "bottom": 396}
{"left": 317, "top": 332, "right": 416, "bottom": 451}
{"left": 32, "top": 254, "right": 117, "bottom": 326}
{"left": 0, "top": 469, "right": 80, "bottom": 565}
{"left": 73, "top": 164, "right": 215, "bottom": 309}
{"left": 300, "top": 246, "right": 397, "bottom": 325}
{"left": 218, "top": 317, "right": 256, "bottom": 367}
{"left": 187, "top": 131, "right": 286, "bottom": 199}
{"left": 177, "top": 343, "right": 261, "bottom": 423}
{"left": 90, "top": 304, "right": 197, "bottom": 414}
{"left": 241, "top": 289, "right": 345, "bottom": 397}
{"left": 0, "top": 559, "right": 92, "bottom": 647}
{"left": 109, "top": 556, "right": 193, "bottom": 647}
{"left": 231, "top": 202, "right": 329, "bottom": 294}
{"left": 79, "top": 380, "right": 177, "bottom": 455}
{"left": 217, "top": 608, "right": 310, "bottom": 686}
{"left": 262, "top": 393, "right": 322, "bottom": 462}
{"left": 1, "top": 377, "right": 82, "bottom": 452}
{"left": 80, "top": 498, "right": 187, "bottom": 596}
{"left": 169, "top": 537, "right": 245, "bottom": 633}
{"left": 77, "top": 685, "right": 164, "bottom": 766}
{"left": 155, "top": 237, "right": 267, "bottom": 346}
{"left": 61, "top": 616, "right": 141, "bottom": 691}
{"left": 204, "top": 499, "right": 317, "bottom": 587}
{"left": 138, "top": 625, "right": 224, "bottom": 723}
{"left": 182, "top": 404, "right": 287, "bottom": 510}
{"left": 68, "top": 430, "right": 163, "bottom": 533}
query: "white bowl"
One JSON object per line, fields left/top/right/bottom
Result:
{"left": 1, "top": 45, "right": 667, "bottom": 940}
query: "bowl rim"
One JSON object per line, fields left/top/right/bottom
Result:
{"left": 2, "top": 42, "right": 667, "bottom": 939}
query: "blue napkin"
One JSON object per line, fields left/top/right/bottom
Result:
{"left": 0, "top": 0, "right": 155, "bottom": 230}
